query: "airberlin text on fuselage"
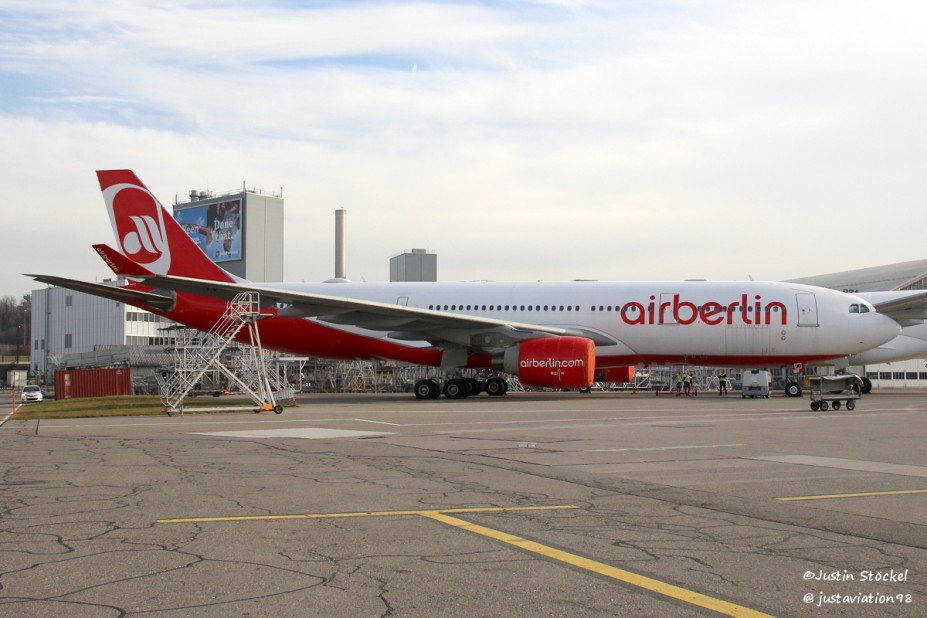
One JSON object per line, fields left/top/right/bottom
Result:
{"left": 620, "top": 294, "right": 788, "bottom": 326}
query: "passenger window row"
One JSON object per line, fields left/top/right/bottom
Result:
{"left": 428, "top": 304, "right": 580, "bottom": 312}
{"left": 426, "top": 304, "right": 784, "bottom": 313}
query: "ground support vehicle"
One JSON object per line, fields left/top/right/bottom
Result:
{"left": 742, "top": 369, "right": 771, "bottom": 399}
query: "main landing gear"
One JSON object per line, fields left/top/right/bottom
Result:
{"left": 413, "top": 376, "right": 509, "bottom": 400}
{"left": 784, "top": 381, "right": 802, "bottom": 397}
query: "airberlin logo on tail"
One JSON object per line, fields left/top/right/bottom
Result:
{"left": 123, "top": 215, "right": 164, "bottom": 255}
{"left": 103, "top": 183, "right": 172, "bottom": 275}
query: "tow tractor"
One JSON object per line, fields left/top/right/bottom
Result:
{"left": 808, "top": 374, "right": 863, "bottom": 411}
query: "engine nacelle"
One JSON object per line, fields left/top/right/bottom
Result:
{"left": 500, "top": 337, "right": 596, "bottom": 389}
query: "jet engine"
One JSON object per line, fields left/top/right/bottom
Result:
{"left": 497, "top": 336, "right": 595, "bottom": 389}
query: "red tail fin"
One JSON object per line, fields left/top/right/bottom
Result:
{"left": 97, "top": 170, "right": 236, "bottom": 283}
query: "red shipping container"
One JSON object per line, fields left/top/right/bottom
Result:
{"left": 55, "top": 368, "right": 134, "bottom": 399}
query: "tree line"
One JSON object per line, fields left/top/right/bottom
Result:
{"left": 0, "top": 295, "right": 31, "bottom": 355}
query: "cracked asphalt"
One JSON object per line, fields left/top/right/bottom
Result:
{"left": 2, "top": 392, "right": 926, "bottom": 617}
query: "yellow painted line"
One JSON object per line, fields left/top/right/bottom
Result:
{"left": 778, "top": 488, "right": 927, "bottom": 501}
{"left": 157, "top": 504, "right": 577, "bottom": 524}
{"left": 159, "top": 504, "right": 771, "bottom": 617}
{"left": 422, "top": 511, "right": 773, "bottom": 618}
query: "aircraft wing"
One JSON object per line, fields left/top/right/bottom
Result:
{"left": 26, "top": 274, "right": 176, "bottom": 311}
{"left": 865, "top": 290, "right": 927, "bottom": 323}
{"left": 136, "top": 273, "right": 618, "bottom": 349}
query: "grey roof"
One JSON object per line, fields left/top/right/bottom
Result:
{"left": 786, "top": 259, "right": 927, "bottom": 293}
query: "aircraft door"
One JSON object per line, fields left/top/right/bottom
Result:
{"left": 795, "top": 292, "right": 818, "bottom": 326}
{"left": 659, "top": 293, "right": 678, "bottom": 325}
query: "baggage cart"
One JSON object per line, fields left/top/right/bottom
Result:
{"left": 808, "top": 374, "right": 863, "bottom": 411}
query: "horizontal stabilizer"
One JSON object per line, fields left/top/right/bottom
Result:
{"left": 25, "top": 274, "right": 175, "bottom": 312}
{"left": 93, "top": 244, "right": 155, "bottom": 277}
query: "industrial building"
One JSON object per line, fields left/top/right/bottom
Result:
{"left": 390, "top": 249, "right": 437, "bottom": 282}
{"left": 173, "top": 184, "right": 284, "bottom": 281}
{"left": 30, "top": 281, "right": 175, "bottom": 381}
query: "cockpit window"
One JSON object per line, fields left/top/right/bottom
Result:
{"left": 849, "top": 303, "right": 873, "bottom": 314}
{"left": 849, "top": 304, "right": 859, "bottom": 313}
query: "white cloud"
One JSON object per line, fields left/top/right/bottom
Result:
{"left": 2, "top": 0, "right": 926, "bottom": 300}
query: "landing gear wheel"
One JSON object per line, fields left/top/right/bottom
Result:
{"left": 443, "top": 378, "right": 469, "bottom": 399}
{"left": 846, "top": 400, "right": 855, "bottom": 410}
{"left": 819, "top": 401, "right": 829, "bottom": 411}
{"left": 485, "top": 377, "right": 507, "bottom": 397}
{"left": 860, "top": 377, "right": 872, "bottom": 394}
{"left": 466, "top": 378, "right": 481, "bottom": 396}
{"left": 414, "top": 379, "right": 440, "bottom": 400}
{"left": 785, "top": 382, "right": 802, "bottom": 397}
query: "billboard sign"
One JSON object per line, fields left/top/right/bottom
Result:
{"left": 175, "top": 198, "right": 243, "bottom": 263}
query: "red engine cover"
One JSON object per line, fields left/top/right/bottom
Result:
{"left": 503, "top": 337, "right": 596, "bottom": 389}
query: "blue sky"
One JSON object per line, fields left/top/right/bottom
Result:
{"left": 3, "top": 0, "right": 926, "bottom": 299}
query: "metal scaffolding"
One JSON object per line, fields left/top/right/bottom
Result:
{"left": 158, "top": 292, "right": 293, "bottom": 415}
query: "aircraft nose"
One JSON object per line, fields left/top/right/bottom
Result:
{"left": 871, "top": 314, "right": 903, "bottom": 346}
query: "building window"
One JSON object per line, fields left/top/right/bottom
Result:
{"left": 65, "top": 295, "right": 73, "bottom": 307}
{"left": 64, "top": 333, "right": 73, "bottom": 349}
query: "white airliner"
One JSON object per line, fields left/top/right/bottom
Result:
{"left": 27, "top": 170, "right": 923, "bottom": 400}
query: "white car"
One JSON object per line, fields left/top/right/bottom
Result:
{"left": 20, "top": 385, "right": 43, "bottom": 403}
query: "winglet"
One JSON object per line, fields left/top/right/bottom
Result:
{"left": 93, "top": 244, "right": 155, "bottom": 277}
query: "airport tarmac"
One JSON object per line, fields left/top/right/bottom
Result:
{"left": 2, "top": 391, "right": 926, "bottom": 617}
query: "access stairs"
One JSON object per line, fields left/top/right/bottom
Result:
{"left": 158, "top": 292, "right": 293, "bottom": 415}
